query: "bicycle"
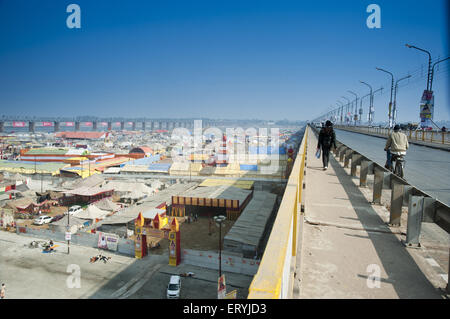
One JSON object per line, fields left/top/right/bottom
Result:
{"left": 391, "top": 154, "right": 406, "bottom": 178}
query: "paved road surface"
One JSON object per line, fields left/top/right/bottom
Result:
{"left": 335, "top": 129, "right": 450, "bottom": 207}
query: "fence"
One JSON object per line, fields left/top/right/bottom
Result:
{"left": 311, "top": 125, "right": 450, "bottom": 293}
{"left": 336, "top": 125, "right": 450, "bottom": 145}
{"left": 16, "top": 226, "right": 135, "bottom": 256}
{"left": 247, "top": 127, "right": 307, "bottom": 299}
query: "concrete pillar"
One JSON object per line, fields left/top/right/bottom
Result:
{"left": 29, "top": 121, "right": 35, "bottom": 133}
{"left": 120, "top": 122, "right": 125, "bottom": 130}
{"left": 54, "top": 122, "right": 60, "bottom": 132}
{"left": 0, "top": 121, "right": 3, "bottom": 133}
{"left": 142, "top": 122, "right": 146, "bottom": 131}
{"left": 108, "top": 122, "right": 112, "bottom": 131}
{"left": 132, "top": 122, "right": 136, "bottom": 131}
{"left": 93, "top": 122, "right": 97, "bottom": 131}
{"left": 75, "top": 122, "right": 80, "bottom": 131}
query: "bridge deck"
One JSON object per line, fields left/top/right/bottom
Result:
{"left": 295, "top": 128, "right": 445, "bottom": 298}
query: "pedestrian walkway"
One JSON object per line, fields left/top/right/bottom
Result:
{"left": 296, "top": 127, "right": 444, "bottom": 298}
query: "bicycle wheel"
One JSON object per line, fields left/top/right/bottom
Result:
{"left": 394, "top": 162, "right": 403, "bottom": 178}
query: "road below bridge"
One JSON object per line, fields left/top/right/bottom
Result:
{"left": 335, "top": 129, "right": 450, "bottom": 207}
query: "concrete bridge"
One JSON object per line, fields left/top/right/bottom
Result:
{"left": 0, "top": 116, "right": 221, "bottom": 133}
{"left": 248, "top": 124, "right": 450, "bottom": 299}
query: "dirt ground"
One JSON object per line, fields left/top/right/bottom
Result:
{"left": 142, "top": 216, "right": 235, "bottom": 255}
{"left": 15, "top": 205, "right": 69, "bottom": 230}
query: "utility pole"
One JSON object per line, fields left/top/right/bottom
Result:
{"left": 213, "top": 215, "right": 226, "bottom": 279}
{"left": 376, "top": 67, "right": 395, "bottom": 128}
{"left": 67, "top": 208, "right": 70, "bottom": 255}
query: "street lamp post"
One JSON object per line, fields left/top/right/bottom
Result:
{"left": 213, "top": 215, "right": 226, "bottom": 278}
{"left": 376, "top": 67, "right": 395, "bottom": 128}
{"left": 347, "top": 91, "right": 358, "bottom": 126}
{"left": 405, "top": 44, "right": 432, "bottom": 90}
{"left": 360, "top": 81, "right": 373, "bottom": 125}
{"left": 393, "top": 75, "right": 412, "bottom": 126}
{"left": 430, "top": 56, "right": 450, "bottom": 91}
{"left": 336, "top": 101, "right": 344, "bottom": 124}
{"left": 341, "top": 96, "right": 351, "bottom": 125}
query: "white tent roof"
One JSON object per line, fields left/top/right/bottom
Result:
{"left": 76, "top": 205, "right": 109, "bottom": 220}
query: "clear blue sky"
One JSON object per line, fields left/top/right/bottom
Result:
{"left": 0, "top": 0, "right": 448, "bottom": 122}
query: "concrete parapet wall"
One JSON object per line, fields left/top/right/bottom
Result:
{"left": 181, "top": 249, "right": 260, "bottom": 276}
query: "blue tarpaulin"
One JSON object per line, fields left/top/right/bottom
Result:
{"left": 148, "top": 163, "right": 171, "bottom": 172}
{"left": 248, "top": 146, "right": 286, "bottom": 155}
{"left": 126, "top": 155, "right": 161, "bottom": 166}
{"left": 240, "top": 164, "right": 258, "bottom": 171}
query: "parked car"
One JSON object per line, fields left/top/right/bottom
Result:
{"left": 66, "top": 205, "right": 83, "bottom": 215}
{"left": 33, "top": 216, "right": 53, "bottom": 225}
{"left": 166, "top": 275, "right": 181, "bottom": 299}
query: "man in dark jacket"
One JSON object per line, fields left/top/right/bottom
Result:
{"left": 317, "top": 120, "right": 337, "bottom": 170}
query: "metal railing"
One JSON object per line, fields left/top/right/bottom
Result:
{"left": 310, "top": 124, "right": 450, "bottom": 293}
{"left": 335, "top": 125, "right": 450, "bottom": 146}
{"left": 247, "top": 128, "right": 308, "bottom": 298}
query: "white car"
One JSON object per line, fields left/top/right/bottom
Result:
{"left": 33, "top": 216, "right": 53, "bottom": 225}
{"left": 66, "top": 205, "right": 83, "bottom": 215}
{"left": 166, "top": 275, "right": 181, "bottom": 299}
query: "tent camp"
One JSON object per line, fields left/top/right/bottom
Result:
{"left": 94, "top": 198, "right": 121, "bottom": 212}
{"left": 76, "top": 205, "right": 109, "bottom": 221}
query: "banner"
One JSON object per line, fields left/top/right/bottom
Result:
{"left": 84, "top": 122, "right": 93, "bottom": 127}
{"left": 65, "top": 122, "right": 74, "bottom": 127}
{"left": 13, "top": 121, "right": 26, "bottom": 127}
{"left": 218, "top": 274, "right": 226, "bottom": 299}
{"left": 97, "top": 231, "right": 119, "bottom": 251}
{"left": 114, "top": 122, "right": 121, "bottom": 126}
{"left": 42, "top": 122, "right": 53, "bottom": 127}
{"left": 419, "top": 90, "right": 434, "bottom": 128}
{"left": 100, "top": 122, "right": 108, "bottom": 126}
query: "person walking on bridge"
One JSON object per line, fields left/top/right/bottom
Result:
{"left": 317, "top": 120, "right": 337, "bottom": 170}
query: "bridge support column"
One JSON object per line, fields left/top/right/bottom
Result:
{"left": 29, "top": 121, "right": 35, "bottom": 133}
{"left": 107, "top": 122, "right": 112, "bottom": 131}
{"left": 0, "top": 121, "right": 3, "bottom": 133}
{"left": 142, "top": 122, "right": 146, "bottom": 131}
{"left": 93, "top": 122, "right": 97, "bottom": 131}
{"left": 120, "top": 122, "right": 125, "bottom": 130}
{"left": 54, "top": 122, "right": 60, "bottom": 132}
{"left": 132, "top": 122, "right": 136, "bottom": 131}
{"left": 75, "top": 122, "right": 80, "bottom": 131}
